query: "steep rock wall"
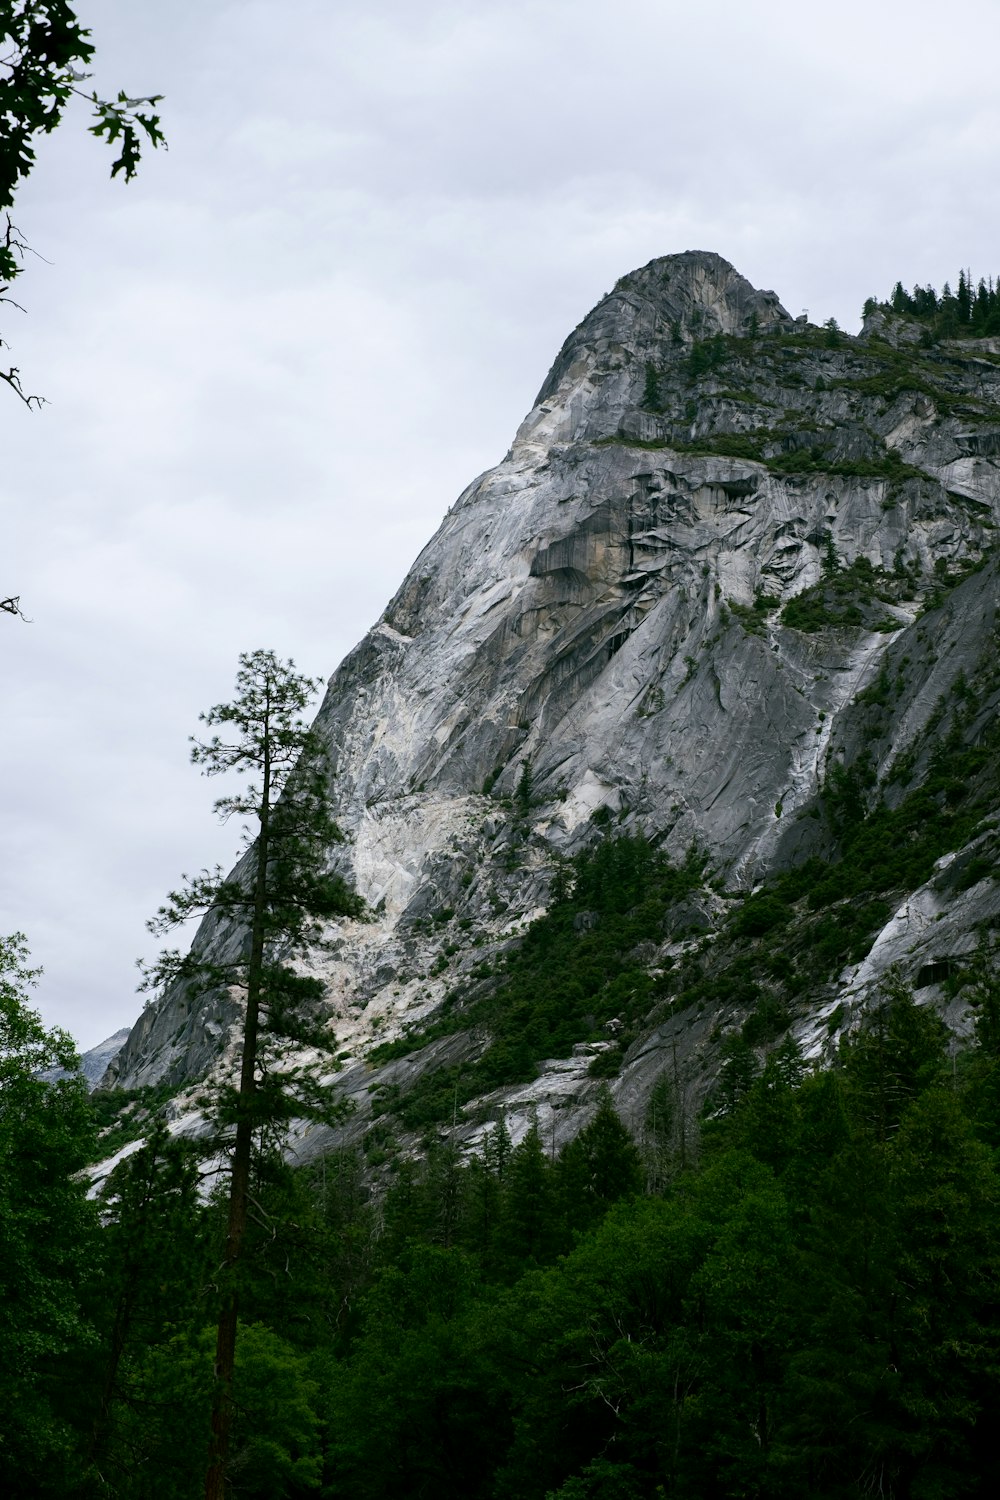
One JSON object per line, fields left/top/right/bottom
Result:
{"left": 106, "top": 252, "right": 1000, "bottom": 1147}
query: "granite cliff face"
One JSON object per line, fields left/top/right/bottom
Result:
{"left": 105, "top": 251, "right": 1000, "bottom": 1157}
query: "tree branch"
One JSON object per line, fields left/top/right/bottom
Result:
{"left": 0, "top": 364, "right": 44, "bottom": 408}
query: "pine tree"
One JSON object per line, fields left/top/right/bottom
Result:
{"left": 0, "top": 933, "right": 100, "bottom": 1493}
{"left": 938, "top": 281, "right": 959, "bottom": 337}
{"left": 143, "top": 650, "right": 362, "bottom": 1500}
{"left": 515, "top": 759, "right": 533, "bottom": 819}
{"left": 986, "top": 276, "right": 1000, "bottom": 336}
{"left": 840, "top": 970, "right": 946, "bottom": 1142}
{"left": 90, "top": 1123, "right": 209, "bottom": 1476}
{"left": 973, "top": 277, "right": 991, "bottom": 332}
{"left": 557, "top": 1087, "right": 642, "bottom": 1232}
{"left": 461, "top": 1119, "right": 513, "bottom": 1275}
{"left": 643, "top": 1068, "right": 675, "bottom": 1189}
{"left": 495, "top": 1122, "right": 560, "bottom": 1274}
{"left": 713, "top": 1032, "right": 759, "bottom": 1116}
{"left": 306, "top": 1148, "right": 375, "bottom": 1330}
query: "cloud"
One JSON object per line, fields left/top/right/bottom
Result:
{"left": 4, "top": 0, "right": 1000, "bottom": 1047}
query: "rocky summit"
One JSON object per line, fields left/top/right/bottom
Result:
{"left": 103, "top": 250, "right": 1000, "bottom": 1163}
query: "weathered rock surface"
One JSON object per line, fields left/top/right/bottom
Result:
{"left": 76, "top": 1028, "right": 132, "bottom": 1089}
{"left": 104, "top": 251, "right": 1000, "bottom": 1155}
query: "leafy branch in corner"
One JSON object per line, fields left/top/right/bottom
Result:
{"left": 0, "top": 2, "right": 166, "bottom": 402}
{"left": 2, "top": 2, "right": 166, "bottom": 617}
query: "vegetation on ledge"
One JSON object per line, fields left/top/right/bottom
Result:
{"left": 369, "top": 837, "right": 708, "bottom": 1128}
{"left": 867, "top": 267, "right": 1000, "bottom": 339}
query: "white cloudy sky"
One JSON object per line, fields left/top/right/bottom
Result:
{"left": 4, "top": 0, "right": 1000, "bottom": 1051}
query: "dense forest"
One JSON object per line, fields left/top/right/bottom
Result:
{"left": 4, "top": 921, "right": 1000, "bottom": 1499}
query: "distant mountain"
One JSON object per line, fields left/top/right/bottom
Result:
{"left": 40, "top": 1028, "right": 131, "bottom": 1092}
{"left": 79, "top": 1029, "right": 131, "bottom": 1089}
{"left": 102, "top": 251, "right": 1000, "bottom": 1161}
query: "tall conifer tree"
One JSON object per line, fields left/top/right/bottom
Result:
{"left": 144, "top": 650, "right": 362, "bottom": 1500}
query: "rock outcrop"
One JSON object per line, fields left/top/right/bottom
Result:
{"left": 104, "top": 251, "right": 1000, "bottom": 1157}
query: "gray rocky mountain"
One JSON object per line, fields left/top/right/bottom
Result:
{"left": 38, "top": 1027, "right": 132, "bottom": 1092}
{"left": 77, "top": 1028, "right": 132, "bottom": 1089}
{"left": 103, "top": 250, "right": 1000, "bottom": 1160}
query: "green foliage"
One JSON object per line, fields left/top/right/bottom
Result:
{"left": 0, "top": 2, "right": 165, "bottom": 406}
{"left": 733, "top": 890, "right": 789, "bottom": 936}
{"left": 781, "top": 554, "right": 903, "bottom": 633}
{"left": 143, "top": 650, "right": 362, "bottom": 1128}
{"left": 387, "top": 837, "right": 706, "bottom": 1126}
{"left": 9, "top": 955, "right": 1000, "bottom": 1498}
{"left": 711, "top": 1032, "right": 759, "bottom": 1115}
{"left": 918, "top": 549, "right": 991, "bottom": 617}
{"left": 515, "top": 758, "right": 533, "bottom": 818}
{"left": 0, "top": 933, "right": 101, "bottom": 1494}
{"left": 143, "top": 651, "right": 362, "bottom": 1495}
{"left": 586, "top": 1042, "right": 622, "bottom": 1077}
{"left": 672, "top": 430, "right": 766, "bottom": 461}
{"left": 840, "top": 970, "right": 948, "bottom": 1140}
{"left": 320, "top": 1244, "right": 508, "bottom": 1499}
{"left": 109, "top": 1321, "right": 322, "bottom": 1499}
{"left": 89, "top": 1124, "right": 212, "bottom": 1478}
{"left": 686, "top": 332, "right": 729, "bottom": 378}
{"left": 89, "top": 1079, "right": 178, "bottom": 1155}
{"left": 766, "top": 444, "right": 924, "bottom": 482}
{"left": 820, "top": 722, "right": 996, "bottom": 903}
{"left": 323, "top": 1012, "right": 1000, "bottom": 1500}
{"left": 0, "top": 3, "right": 163, "bottom": 212}
{"left": 672, "top": 422, "right": 926, "bottom": 484}
{"left": 878, "top": 267, "right": 1000, "bottom": 339}
{"left": 641, "top": 360, "right": 661, "bottom": 411}
{"left": 494, "top": 1123, "right": 563, "bottom": 1273}
{"left": 556, "top": 1088, "right": 643, "bottom": 1234}
{"left": 727, "top": 590, "right": 780, "bottom": 635}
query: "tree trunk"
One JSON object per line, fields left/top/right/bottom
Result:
{"left": 204, "top": 729, "right": 272, "bottom": 1499}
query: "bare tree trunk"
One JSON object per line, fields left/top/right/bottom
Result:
{"left": 204, "top": 735, "right": 271, "bottom": 1500}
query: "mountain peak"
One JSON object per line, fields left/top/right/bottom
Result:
{"left": 108, "top": 253, "right": 1000, "bottom": 1175}
{"left": 612, "top": 249, "right": 790, "bottom": 336}
{"left": 529, "top": 251, "right": 790, "bottom": 431}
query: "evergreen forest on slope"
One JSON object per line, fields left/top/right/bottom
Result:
{"left": 5, "top": 923, "right": 1000, "bottom": 1499}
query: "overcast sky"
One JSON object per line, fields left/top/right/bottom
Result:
{"left": 4, "top": 0, "right": 1000, "bottom": 1051}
